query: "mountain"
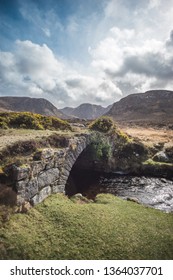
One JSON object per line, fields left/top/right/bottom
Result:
{"left": 106, "top": 90, "right": 173, "bottom": 126}
{"left": 0, "top": 96, "right": 66, "bottom": 119}
{"left": 60, "top": 107, "right": 74, "bottom": 116}
{"left": 60, "top": 103, "right": 112, "bottom": 119}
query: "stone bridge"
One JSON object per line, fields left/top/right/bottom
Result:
{"left": 6, "top": 130, "right": 151, "bottom": 206}
{"left": 8, "top": 133, "right": 93, "bottom": 206}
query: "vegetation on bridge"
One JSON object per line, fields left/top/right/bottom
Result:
{"left": 89, "top": 116, "right": 114, "bottom": 133}
{"left": 0, "top": 133, "right": 71, "bottom": 169}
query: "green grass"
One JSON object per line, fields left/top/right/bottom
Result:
{"left": 0, "top": 193, "right": 173, "bottom": 260}
{"left": 143, "top": 158, "right": 173, "bottom": 166}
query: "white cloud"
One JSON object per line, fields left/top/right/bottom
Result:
{"left": 15, "top": 40, "right": 64, "bottom": 91}
{"left": 0, "top": 41, "right": 65, "bottom": 100}
{"left": 148, "top": 0, "right": 161, "bottom": 9}
{"left": 89, "top": 23, "right": 173, "bottom": 95}
{"left": 1, "top": 0, "right": 173, "bottom": 108}
{"left": 0, "top": 40, "right": 122, "bottom": 107}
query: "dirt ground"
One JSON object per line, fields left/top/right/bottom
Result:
{"left": 120, "top": 125, "right": 173, "bottom": 148}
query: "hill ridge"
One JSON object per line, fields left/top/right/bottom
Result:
{"left": 106, "top": 89, "right": 173, "bottom": 126}
{"left": 60, "top": 103, "right": 112, "bottom": 119}
{"left": 0, "top": 96, "right": 66, "bottom": 119}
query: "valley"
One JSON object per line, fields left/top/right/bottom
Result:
{"left": 0, "top": 90, "right": 173, "bottom": 260}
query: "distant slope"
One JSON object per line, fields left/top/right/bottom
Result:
{"left": 106, "top": 90, "right": 173, "bottom": 126}
{"left": 60, "top": 103, "right": 112, "bottom": 119}
{"left": 0, "top": 96, "right": 66, "bottom": 119}
{"left": 60, "top": 107, "right": 74, "bottom": 116}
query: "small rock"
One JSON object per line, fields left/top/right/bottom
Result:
{"left": 161, "top": 178, "right": 167, "bottom": 183}
{"left": 73, "top": 193, "right": 83, "bottom": 198}
{"left": 127, "top": 197, "right": 140, "bottom": 204}
{"left": 21, "top": 202, "right": 32, "bottom": 213}
{"left": 17, "top": 202, "right": 32, "bottom": 213}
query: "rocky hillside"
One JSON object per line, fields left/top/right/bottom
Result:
{"left": 106, "top": 90, "right": 173, "bottom": 127}
{"left": 60, "top": 106, "right": 74, "bottom": 116}
{"left": 61, "top": 103, "right": 112, "bottom": 119}
{"left": 0, "top": 96, "right": 66, "bottom": 119}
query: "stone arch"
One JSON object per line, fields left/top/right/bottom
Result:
{"left": 58, "top": 134, "right": 91, "bottom": 191}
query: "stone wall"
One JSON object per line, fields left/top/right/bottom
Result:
{"left": 6, "top": 134, "right": 91, "bottom": 206}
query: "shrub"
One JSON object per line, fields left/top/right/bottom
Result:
{"left": 114, "top": 141, "right": 148, "bottom": 161}
{"left": 117, "top": 130, "right": 132, "bottom": 143}
{"left": 89, "top": 117, "right": 114, "bottom": 133}
{"left": 90, "top": 133, "right": 112, "bottom": 160}
{"left": 46, "top": 134, "right": 69, "bottom": 147}
{"left": 8, "top": 112, "right": 38, "bottom": 129}
{"left": 0, "top": 112, "right": 72, "bottom": 131}
{"left": 0, "top": 121, "right": 8, "bottom": 129}
{"left": 8, "top": 140, "right": 38, "bottom": 156}
{"left": 51, "top": 117, "right": 72, "bottom": 131}
{"left": 0, "top": 186, "right": 17, "bottom": 206}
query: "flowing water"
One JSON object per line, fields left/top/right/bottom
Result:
{"left": 95, "top": 175, "right": 173, "bottom": 213}
{"left": 68, "top": 170, "right": 173, "bottom": 213}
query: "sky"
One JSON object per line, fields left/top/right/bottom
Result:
{"left": 0, "top": 0, "right": 173, "bottom": 108}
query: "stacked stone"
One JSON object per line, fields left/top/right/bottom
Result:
{"left": 5, "top": 134, "right": 90, "bottom": 206}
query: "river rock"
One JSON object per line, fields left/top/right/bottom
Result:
{"left": 153, "top": 151, "right": 169, "bottom": 163}
{"left": 127, "top": 197, "right": 140, "bottom": 204}
{"left": 73, "top": 193, "right": 83, "bottom": 198}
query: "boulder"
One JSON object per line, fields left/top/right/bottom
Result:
{"left": 153, "top": 151, "right": 169, "bottom": 163}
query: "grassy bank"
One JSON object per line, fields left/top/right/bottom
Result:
{"left": 0, "top": 193, "right": 173, "bottom": 260}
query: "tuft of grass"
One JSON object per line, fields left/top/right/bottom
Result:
{"left": 116, "top": 129, "right": 133, "bottom": 143}
{"left": 143, "top": 158, "right": 173, "bottom": 167}
{"left": 0, "top": 193, "right": 173, "bottom": 260}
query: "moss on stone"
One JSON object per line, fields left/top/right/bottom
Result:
{"left": 143, "top": 158, "right": 173, "bottom": 167}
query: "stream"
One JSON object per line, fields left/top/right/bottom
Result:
{"left": 95, "top": 175, "right": 173, "bottom": 213}
{"left": 67, "top": 170, "right": 173, "bottom": 213}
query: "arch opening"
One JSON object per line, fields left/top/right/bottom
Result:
{"left": 65, "top": 145, "right": 103, "bottom": 198}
